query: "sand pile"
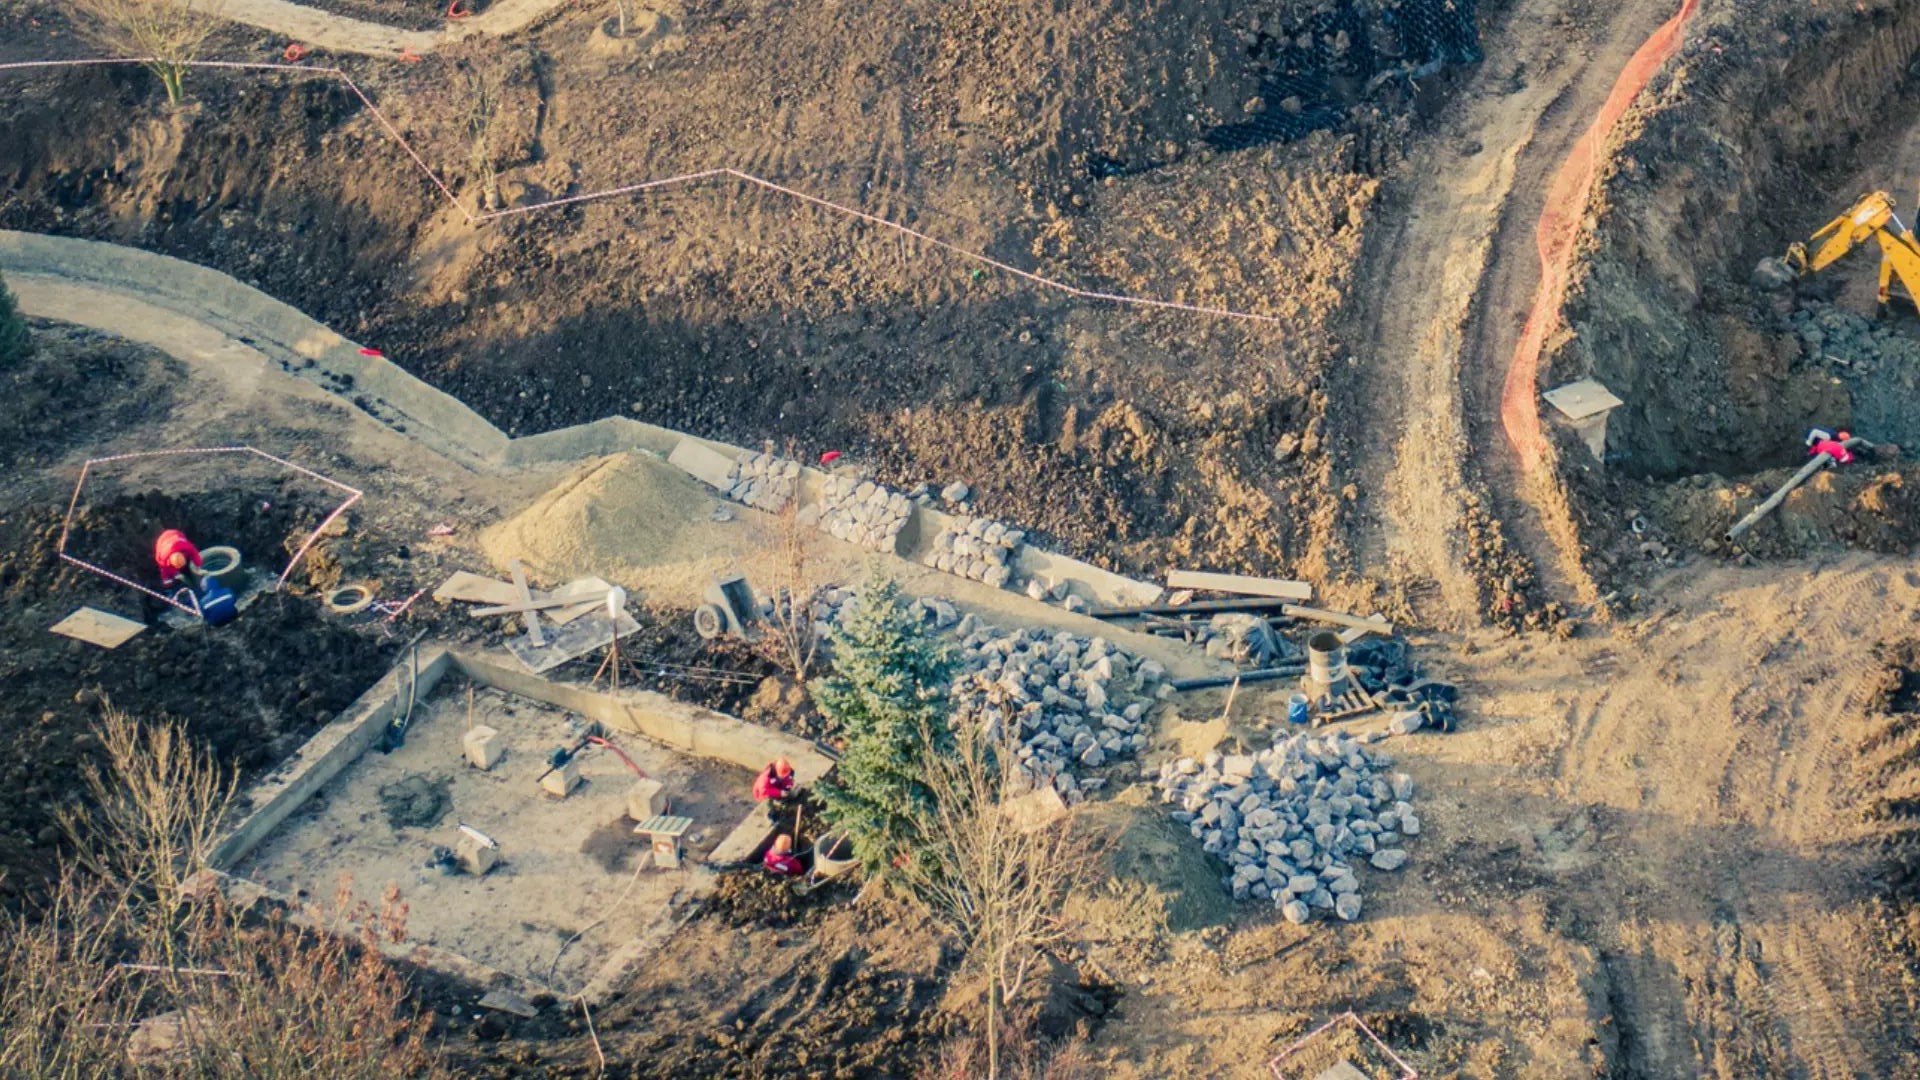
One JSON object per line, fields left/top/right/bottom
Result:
{"left": 481, "top": 452, "right": 771, "bottom": 607}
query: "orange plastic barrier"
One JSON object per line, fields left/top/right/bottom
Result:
{"left": 1501, "top": 0, "right": 1701, "bottom": 471}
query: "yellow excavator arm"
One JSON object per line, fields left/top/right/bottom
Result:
{"left": 1783, "top": 190, "right": 1920, "bottom": 314}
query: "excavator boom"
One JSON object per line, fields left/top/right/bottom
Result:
{"left": 1776, "top": 190, "right": 1920, "bottom": 314}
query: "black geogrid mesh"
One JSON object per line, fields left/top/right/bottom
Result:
{"left": 1205, "top": 0, "right": 1481, "bottom": 151}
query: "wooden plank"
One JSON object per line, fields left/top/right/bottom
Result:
{"left": 508, "top": 560, "right": 544, "bottom": 647}
{"left": 667, "top": 438, "right": 740, "bottom": 491}
{"left": 433, "top": 571, "right": 518, "bottom": 606}
{"left": 1281, "top": 604, "right": 1394, "bottom": 636}
{"left": 471, "top": 590, "right": 610, "bottom": 617}
{"left": 50, "top": 607, "right": 147, "bottom": 648}
{"left": 1165, "top": 569, "right": 1312, "bottom": 602}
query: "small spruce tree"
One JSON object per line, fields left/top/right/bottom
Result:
{"left": 812, "top": 579, "right": 956, "bottom": 880}
{"left": 0, "top": 270, "right": 28, "bottom": 370}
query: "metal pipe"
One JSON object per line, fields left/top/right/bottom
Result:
{"left": 1091, "top": 597, "right": 1296, "bottom": 619}
{"left": 1726, "top": 437, "right": 1863, "bottom": 541}
{"left": 1169, "top": 665, "right": 1307, "bottom": 692}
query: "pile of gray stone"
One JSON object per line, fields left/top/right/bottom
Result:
{"left": 948, "top": 625, "right": 1169, "bottom": 804}
{"left": 1790, "top": 300, "right": 1920, "bottom": 448}
{"left": 808, "top": 476, "right": 913, "bottom": 553}
{"left": 724, "top": 450, "right": 801, "bottom": 512}
{"left": 1156, "top": 732, "right": 1417, "bottom": 924}
{"left": 801, "top": 587, "right": 1167, "bottom": 801}
{"left": 924, "top": 515, "right": 1023, "bottom": 589}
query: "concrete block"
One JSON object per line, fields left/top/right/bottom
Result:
{"left": 541, "top": 757, "right": 581, "bottom": 798}
{"left": 456, "top": 833, "right": 499, "bottom": 876}
{"left": 627, "top": 778, "right": 666, "bottom": 821}
{"left": 463, "top": 725, "right": 506, "bottom": 770}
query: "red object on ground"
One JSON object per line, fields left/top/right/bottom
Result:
{"left": 153, "top": 530, "right": 202, "bottom": 584}
{"left": 357, "top": 346, "right": 385, "bottom": 357}
{"left": 445, "top": 0, "right": 470, "bottom": 17}
{"left": 752, "top": 763, "right": 795, "bottom": 802}
{"left": 764, "top": 848, "right": 805, "bottom": 876}
{"left": 282, "top": 43, "right": 309, "bottom": 62}
{"left": 1811, "top": 439, "right": 1854, "bottom": 465}
{"left": 818, "top": 451, "right": 842, "bottom": 466}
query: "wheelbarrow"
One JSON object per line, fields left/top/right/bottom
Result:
{"left": 693, "top": 574, "right": 759, "bottom": 641}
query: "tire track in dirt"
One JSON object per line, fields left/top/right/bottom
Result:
{"left": 1538, "top": 559, "right": 1920, "bottom": 1077}
{"left": 1334, "top": 0, "right": 1675, "bottom": 626}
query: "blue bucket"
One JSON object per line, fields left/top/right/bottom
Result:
{"left": 197, "top": 580, "right": 238, "bottom": 626}
{"left": 1287, "top": 693, "right": 1310, "bottom": 725}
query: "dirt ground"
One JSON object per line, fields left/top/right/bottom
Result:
{"left": 237, "top": 682, "right": 753, "bottom": 993}
{"left": 5, "top": 0, "right": 1920, "bottom": 1074}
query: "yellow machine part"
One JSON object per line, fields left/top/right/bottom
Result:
{"left": 1783, "top": 190, "right": 1920, "bottom": 315}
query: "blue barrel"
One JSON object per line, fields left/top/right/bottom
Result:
{"left": 1287, "top": 693, "right": 1310, "bottom": 725}
{"left": 198, "top": 580, "right": 238, "bottom": 626}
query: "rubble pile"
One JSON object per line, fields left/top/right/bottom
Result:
{"left": 810, "top": 588, "right": 1169, "bottom": 800}
{"left": 807, "top": 476, "right": 913, "bottom": 553}
{"left": 948, "top": 625, "right": 1170, "bottom": 803}
{"left": 923, "top": 514, "right": 1023, "bottom": 589}
{"left": 1157, "top": 732, "right": 1418, "bottom": 924}
{"left": 724, "top": 450, "right": 801, "bottom": 512}
{"left": 1790, "top": 300, "right": 1920, "bottom": 449}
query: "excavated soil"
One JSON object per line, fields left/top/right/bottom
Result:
{"left": 0, "top": 322, "right": 180, "bottom": 473}
{"left": 0, "top": 487, "right": 389, "bottom": 903}
{"left": 1542, "top": 0, "right": 1920, "bottom": 580}
{"left": 0, "top": 0, "right": 1444, "bottom": 588}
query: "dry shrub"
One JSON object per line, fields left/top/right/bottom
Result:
{"left": 919, "top": 1023, "right": 1099, "bottom": 1080}
{"left": 70, "top": 0, "right": 223, "bottom": 106}
{"left": 4, "top": 705, "right": 449, "bottom": 1078}
{"left": 756, "top": 502, "right": 827, "bottom": 682}
{"left": 899, "top": 723, "right": 1111, "bottom": 1079}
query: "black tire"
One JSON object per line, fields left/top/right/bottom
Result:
{"left": 693, "top": 604, "right": 725, "bottom": 640}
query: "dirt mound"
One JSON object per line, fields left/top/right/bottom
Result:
{"left": 1653, "top": 466, "right": 1918, "bottom": 559}
{"left": 1537, "top": 0, "right": 1920, "bottom": 575}
{"left": 480, "top": 452, "right": 769, "bottom": 600}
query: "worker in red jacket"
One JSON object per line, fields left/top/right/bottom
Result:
{"left": 153, "top": 529, "right": 202, "bottom": 589}
{"left": 752, "top": 757, "right": 797, "bottom": 804}
{"left": 1806, "top": 428, "right": 1855, "bottom": 465}
{"left": 763, "top": 834, "right": 806, "bottom": 877}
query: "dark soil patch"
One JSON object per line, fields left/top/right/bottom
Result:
{"left": 0, "top": 322, "right": 178, "bottom": 472}
{"left": 0, "top": 495, "right": 391, "bottom": 905}
{"left": 378, "top": 774, "right": 454, "bottom": 830}
{"left": 300, "top": 0, "right": 461, "bottom": 33}
{"left": 1872, "top": 640, "right": 1920, "bottom": 717}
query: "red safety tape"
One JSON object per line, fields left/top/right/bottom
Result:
{"left": 57, "top": 446, "right": 364, "bottom": 612}
{"left": 0, "top": 57, "right": 1294, "bottom": 325}
{"left": 1501, "top": 0, "right": 1702, "bottom": 470}
{"left": 445, "top": 0, "right": 470, "bottom": 18}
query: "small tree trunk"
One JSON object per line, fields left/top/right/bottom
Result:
{"left": 985, "top": 977, "right": 1000, "bottom": 1080}
{"left": 159, "top": 63, "right": 185, "bottom": 107}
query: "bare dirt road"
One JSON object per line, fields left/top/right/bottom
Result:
{"left": 1333, "top": 0, "right": 1675, "bottom": 627}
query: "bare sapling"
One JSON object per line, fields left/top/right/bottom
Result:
{"left": 59, "top": 702, "right": 235, "bottom": 971}
{"left": 758, "top": 501, "right": 826, "bottom": 681}
{"left": 898, "top": 721, "right": 1106, "bottom": 1080}
{"left": 72, "top": 0, "right": 224, "bottom": 108}
{"left": 460, "top": 62, "right": 505, "bottom": 212}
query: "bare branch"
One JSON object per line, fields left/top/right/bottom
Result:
{"left": 70, "top": 0, "right": 225, "bottom": 107}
